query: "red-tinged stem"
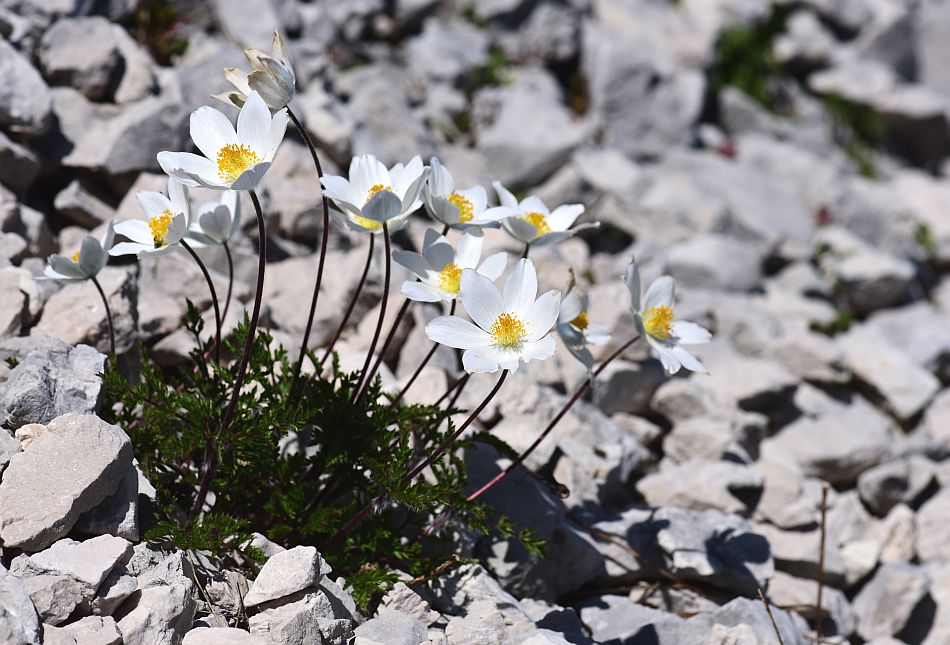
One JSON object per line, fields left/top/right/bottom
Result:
{"left": 362, "top": 296, "right": 412, "bottom": 400}
{"left": 322, "top": 235, "right": 374, "bottom": 363}
{"left": 353, "top": 223, "right": 391, "bottom": 403}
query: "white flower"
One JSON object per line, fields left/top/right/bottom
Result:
{"left": 214, "top": 31, "right": 295, "bottom": 111}
{"left": 157, "top": 90, "right": 288, "bottom": 191}
{"left": 322, "top": 154, "right": 429, "bottom": 234}
{"left": 494, "top": 180, "right": 598, "bottom": 246}
{"left": 556, "top": 277, "right": 610, "bottom": 372}
{"left": 42, "top": 221, "right": 115, "bottom": 281}
{"left": 393, "top": 229, "right": 508, "bottom": 303}
{"left": 426, "top": 258, "right": 560, "bottom": 374}
{"left": 424, "top": 157, "right": 518, "bottom": 230}
{"left": 186, "top": 190, "right": 241, "bottom": 247}
{"left": 110, "top": 178, "right": 189, "bottom": 258}
{"left": 624, "top": 258, "right": 711, "bottom": 375}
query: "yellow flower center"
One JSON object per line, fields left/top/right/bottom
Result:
{"left": 448, "top": 193, "right": 474, "bottom": 223}
{"left": 366, "top": 184, "right": 392, "bottom": 202}
{"left": 490, "top": 312, "right": 527, "bottom": 348}
{"left": 523, "top": 212, "right": 551, "bottom": 237}
{"left": 352, "top": 214, "right": 383, "bottom": 230}
{"left": 70, "top": 251, "right": 81, "bottom": 263}
{"left": 216, "top": 143, "right": 261, "bottom": 184}
{"left": 642, "top": 305, "right": 674, "bottom": 340}
{"left": 438, "top": 262, "right": 462, "bottom": 295}
{"left": 149, "top": 210, "right": 175, "bottom": 247}
{"left": 570, "top": 311, "right": 589, "bottom": 331}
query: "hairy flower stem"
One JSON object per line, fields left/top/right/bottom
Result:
{"left": 466, "top": 335, "right": 640, "bottom": 502}
{"left": 354, "top": 223, "right": 392, "bottom": 403}
{"left": 181, "top": 240, "right": 222, "bottom": 363}
{"left": 362, "top": 298, "right": 411, "bottom": 398}
{"left": 331, "top": 370, "right": 508, "bottom": 545}
{"left": 287, "top": 107, "right": 331, "bottom": 393}
{"left": 322, "top": 235, "right": 374, "bottom": 363}
{"left": 221, "top": 241, "right": 234, "bottom": 324}
{"left": 395, "top": 300, "right": 457, "bottom": 403}
{"left": 90, "top": 276, "right": 115, "bottom": 357}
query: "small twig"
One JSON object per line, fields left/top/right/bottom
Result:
{"left": 815, "top": 481, "right": 830, "bottom": 642}
{"left": 758, "top": 588, "right": 786, "bottom": 645}
{"left": 187, "top": 549, "right": 223, "bottom": 625}
{"left": 322, "top": 235, "right": 375, "bottom": 363}
{"left": 90, "top": 275, "right": 116, "bottom": 357}
{"left": 406, "top": 554, "right": 462, "bottom": 585}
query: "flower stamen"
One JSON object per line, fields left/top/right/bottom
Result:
{"left": 149, "top": 210, "right": 175, "bottom": 247}
{"left": 448, "top": 193, "right": 474, "bottom": 223}
{"left": 438, "top": 262, "right": 462, "bottom": 295}
{"left": 523, "top": 212, "right": 551, "bottom": 237}
{"left": 490, "top": 312, "right": 527, "bottom": 348}
{"left": 643, "top": 305, "right": 674, "bottom": 340}
{"left": 70, "top": 251, "right": 81, "bottom": 263}
{"left": 366, "top": 184, "right": 392, "bottom": 202}
{"left": 216, "top": 143, "right": 261, "bottom": 184}
{"left": 570, "top": 311, "right": 589, "bottom": 331}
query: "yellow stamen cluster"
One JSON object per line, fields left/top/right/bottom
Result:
{"left": 149, "top": 210, "right": 175, "bottom": 247}
{"left": 216, "top": 143, "right": 261, "bottom": 184}
{"left": 448, "top": 193, "right": 474, "bottom": 223}
{"left": 490, "top": 312, "right": 527, "bottom": 348}
{"left": 642, "top": 305, "right": 674, "bottom": 340}
{"left": 366, "top": 184, "right": 391, "bottom": 202}
{"left": 523, "top": 212, "right": 551, "bottom": 237}
{"left": 570, "top": 311, "right": 589, "bottom": 331}
{"left": 70, "top": 251, "right": 81, "bottom": 263}
{"left": 438, "top": 262, "right": 462, "bottom": 295}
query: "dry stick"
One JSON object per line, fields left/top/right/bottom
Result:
{"left": 815, "top": 481, "right": 830, "bottom": 642}
{"left": 221, "top": 241, "right": 234, "bottom": 325}
{"left": 353, "top": 222, "right": 392, "bottom": 403}
{"left": 322, "top": 235, "right": 374, "bottom": 363}
{"left": 467, "top": 335, "right": 640, "bottom": 502}
{"left": 181, "top": 240, "right": 222, "bottom": 363}
{"left": 330, "top": 370, "right": 508, "bottom": 545}
{"left": 287, "top": 107, "right": 331, "bottom": 393}
{"left": 90, "top": 276, "right": 116, "bottom": 357}
{"left": 191, "top": 191, "right": 268, "bottom": 519}
{"left": 395, "top": 300, "right": 458, "bottom": 403}
{"left": 757, "top": 588, "right": 786, "bottom": 645}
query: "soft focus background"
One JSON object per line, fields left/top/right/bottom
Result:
{"left": 3, "top": 0, "right": 950, "bottom": 643}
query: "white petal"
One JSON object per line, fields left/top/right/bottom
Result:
{"left": 199, "top": 205, "right": 232, "bottom": 242}
{"left": 668, "top": 343, "right": 707, "bottom": 374}
{"left": 100, "top": 220, "right": 116, "bottom": 252}
{"left": 519, "top": 195, "right": 550, "bottom": 216}
{"left": 428, "top": 157, "right": 453, "bottom": 196}
{"left": 158, "top": 151, "right": 224, "bottom": 189}
{"left": 459, "top": 269, "right": 504, "bottom": 331}
{"left": 77, "top": 236, "right": 105, "bottom": 276}
{"left": 673, "top": 320, "right": 711, "bottom": 345}
{"left": 237, "top": 91, "right": 272, "bottom": 156}
{"left": 650, "top": 339, "right": 681, "bottom": 375}
{"left": 643, "top": 276, "right": 676, "bottom": 311}
{"left": 168, "top": 178, "right": 191, "bottom": 223}
{"left": 361, "top": 190, "right": 402, "bottom": 222}
{"left": 322, "top": 175, "right": 361, "bottom": 209}
{"left": 422, "top": 232, "right": 454, "bottom": 271}
{"left": 462, "top": 348, "right": 501, "bottom": 374}
{"left": 624, "top": 257, "right": 641, "bottom": 312}
{"left": 476, "top": 252, "right": 507, "bottom": 282}
{"left": 460, "top": 186, "right": 487, "bottom": 215}
{"left": 189, "top": 106, "right": 238, "bottom": 161}
{"left": 492, "top": 180, "right": 518, "bottom": 209}
{"left": 114, "top": 219, "right": 154, "bottom": 245}
{"left": 136, "top": 191, "right": 173, "bottom": 219}
{"left": 109, "top": 241, "right": 150, "bottom": 257}
{"left": 426, "top": 315, "right": 492, "bottom": 349}
{"left": 547, "top": 204, "right": 585, "bottom": 231}
{"left": 266, "top": 108, "right": 289, "bottom": 160}
{"left": 400, "top": 164, "right": 430, "bottom": 208}
{"left": 391, "top": 155, "right": 424, "bottom": 198}
{"left": 523, "top": 290, "right": 560, "bottom": 342}
{"left": 503, "top": 258, "right": 538, "bottom": 316}
{"left": 392, "top": 250, "right": 431, "bottom": 279}
{"left": 520, "top": 335, "right": 557, "bottom": 363}
{"left": 585, "top": 323, "right": 611, "bottom": 346}
{"left": 166, "top": 213, "right": 188, "bottom": 244}
{"left": 503, "top": 217, "right": 538, "bottom": 244}
{"left": 454, "top": 232, "right": 483, "bottom": 269}
{"left": 476, "top": 205, "right": 519, "bottom": 224}
{"left": 402, "top": 281, "right": 442, "bottom": 303}
{"left": 558, "top": 289, "right": 583, "bottom": 323}
{"left": 230, "top": 162, "right": 271, "bottom": 191}
{"left": 47, "top": 255, "right": 86, "bottom": 279}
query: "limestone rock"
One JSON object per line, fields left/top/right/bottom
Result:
{"left": 0, "top": 39, "right": 51, "bottom": 133}
{"left": 853, "top": 563, "right": 930, "bottom": 640}
{"left": 183, "top": 627, "right": 266, "bottom": 644}
{"left": 244, "top": 546, "right": 332, "bottom": 609}
{"left": 354, "top": 608, "right": 428, "bottom": 645}
{"left": 0, "top": 567, "right": 41, "bottom": 645}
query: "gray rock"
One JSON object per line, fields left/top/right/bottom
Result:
{"left": 426, "top": 563, "right": 534, "bottom": 637}
{"left": 444, "top": 598, "right": 511, "bottom": 645}
{"left": 211, "top": 0, "right": 281, "bottom": 49}
{"left": 115, "top": 582, "right": 197, "bottom": 645}
{"left": 853, "top": 563, "right": 930, "bottom": 641}
{"left": 916, "top": 488, "right": 950, "bottom": 562}
{"left": 28, "top": 535, "right": 132, "bottom": 590}
{"left": 52, "top": 616, "right": 122, "bottom": 645}
{"left": 90, "top": 564, "right": 137, "bottom": 616}
{"left": 768, "top": 570, "right": 855, "bottom": 637}
{"left": 666, "top": 233, "right": 766, "bottom": 292}
{"left": 407, "top": 18, "right": 488, "bottom": 83}
{"left": 0, "top": 130, "right": 40, "bottom": 192}
{"left": 0, "top": 413, "right": 132, "bottom": 551}
{"left": 74, "top": 462, "right": 141, "bottom": 541}
{"left": 663, "top": 412, "right": 767, "bottom": 465}
{"left": 39, "top": 17, "right": 122, "bottom": 101}
{"left": 379, "top": 582, "right": 439, "bottom": 626}
{"left": 866, "top": 300, "right": 950, "bottom": 380}
{"left": 497, "top": 3, "right": 580, "bottom": 65}
{"left": 354, "top": 608, "right": 428, "bottom": 645}
{"left": 0, "top": 268, "right": 26, "bottom": 340}
{"left": 248, "top": 586, "right": 354, "bottom": 645}
{"left": 592, "top": 359, "right": 666, "bottom": 416}
{"left": 183, "top": 627, "right": 266, "bottom": 644}
{"left": 636, "top": 460, "right": 764, "bottom": 516}
{"left": 32, "top": 266, "right": 138, "bottom": 355}
{"left": 578, "top": 595, "right": 688, "bottom": 644}
{"left": 754, "top": 460, "right": 819, "bottom": 530}
{"left": 53, "top": 180, "right": 115, "bottom": 228}
{"left": 0, "top": 567, "right": 41, "bottom": 645}
{"left": 244, "top": 546, "right": 332, "bottom": 608}
{"left": 0, "top": 39, "right": 51, "bottom": 133}
{"left": 857, "top": 456, "right": 937, "bottom": 516}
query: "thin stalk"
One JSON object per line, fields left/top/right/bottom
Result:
{"left": 521, "top": 242, "right": 530, "bottom": 259}
{"left": 435, "top": 372, "right": 470, "bottom": 408}
{"left": 287, "top": 107, "right": 331, "bottom": 393}
{"left": 90, "top": 275, "right": 115, "bottom": 357}
{"left": 815, "top": 481, "right": 830, "bottom": 641}
{"left": 322, "top": 235, "right": 374, "bottom": 363}
{"left": 354, "top": 223, "right": 392, "bottom": 403}
{"left": 396, "top": 300, "right": 457, "bottom": 403}
{"left": 331, "top": 370, "right": 508, "bottom": 544}
{"left": 181, "top": 240, "right": 222, "bottom": 363}
{"left": 362, "top": 296, "right": 412, "bottom": 400}
{"left": 467, "top": 335, "right": 639, "bottom": 502}
{"left": 757, "top": 588, "right": 786, "bottom": 645}
{"left": 221, "top": 241, "right": 234, "bottom": 325}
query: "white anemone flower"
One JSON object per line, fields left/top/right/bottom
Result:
{"left": 110, "top": 178, "right": 189, "bottom": 258}
{"left": 624, "top": 258, "right": 711, "bottom": 375}
{"left": 426, "top": 258, "right": 560, "bottom": 374}
{"left": 43, "top": 221, "right": 115, "bottom": 281}
{"left": 424, "top": 157, "right": 518, "bottom": 230}
{"left": 494, "top": 181, "right": 598, "bottom": 247}
{"left": 157, "top": 90, "right": 288, "bottom": 192}
{"left": 186, "top": 190, "right": 241, "bottom": 248}
{"left": 393, "top": 229, "right": 508, "bottom": 303}
{"left": 214, "top": 31, "right": 295, "bottom": 111}
{"left": 322, "top": 154, "right": 429, "bottom": 234}
{"left": 556, "top": 276, "right": 611, "bottom": 372}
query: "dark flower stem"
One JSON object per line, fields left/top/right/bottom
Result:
{"left": 181, "top": 240, "right": 222, "bottom": 363}
{"left": 287, "top": 107, "right": 331, "bottom": 393}
{"left": 331, "top": 370, "right": 508, "bottom": 544}
{"left": 466, "top": 335, "right": 640, "bottom": 502}
{"left": 434, "top": 372, "right": 470, "bottom": 408}
{"left": 354, "top": 223, "right": 392, "bottom": 403}
{"left": 322, "top": 235, "right": 374, "bottom": 363}
{"left": 521, "top": 242, "right": 530, "bottom": 259}
{"left": 221, "top": 241, "right": 234, "bottom": 325}
{"left": 362, "top": 297, "right": 411, "bottom": 398}
{"left": 395, "top": 300, "right": 457, "bottom": 403}
{"left": 90, "top": 276, "right": 115, "bottom": 357}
